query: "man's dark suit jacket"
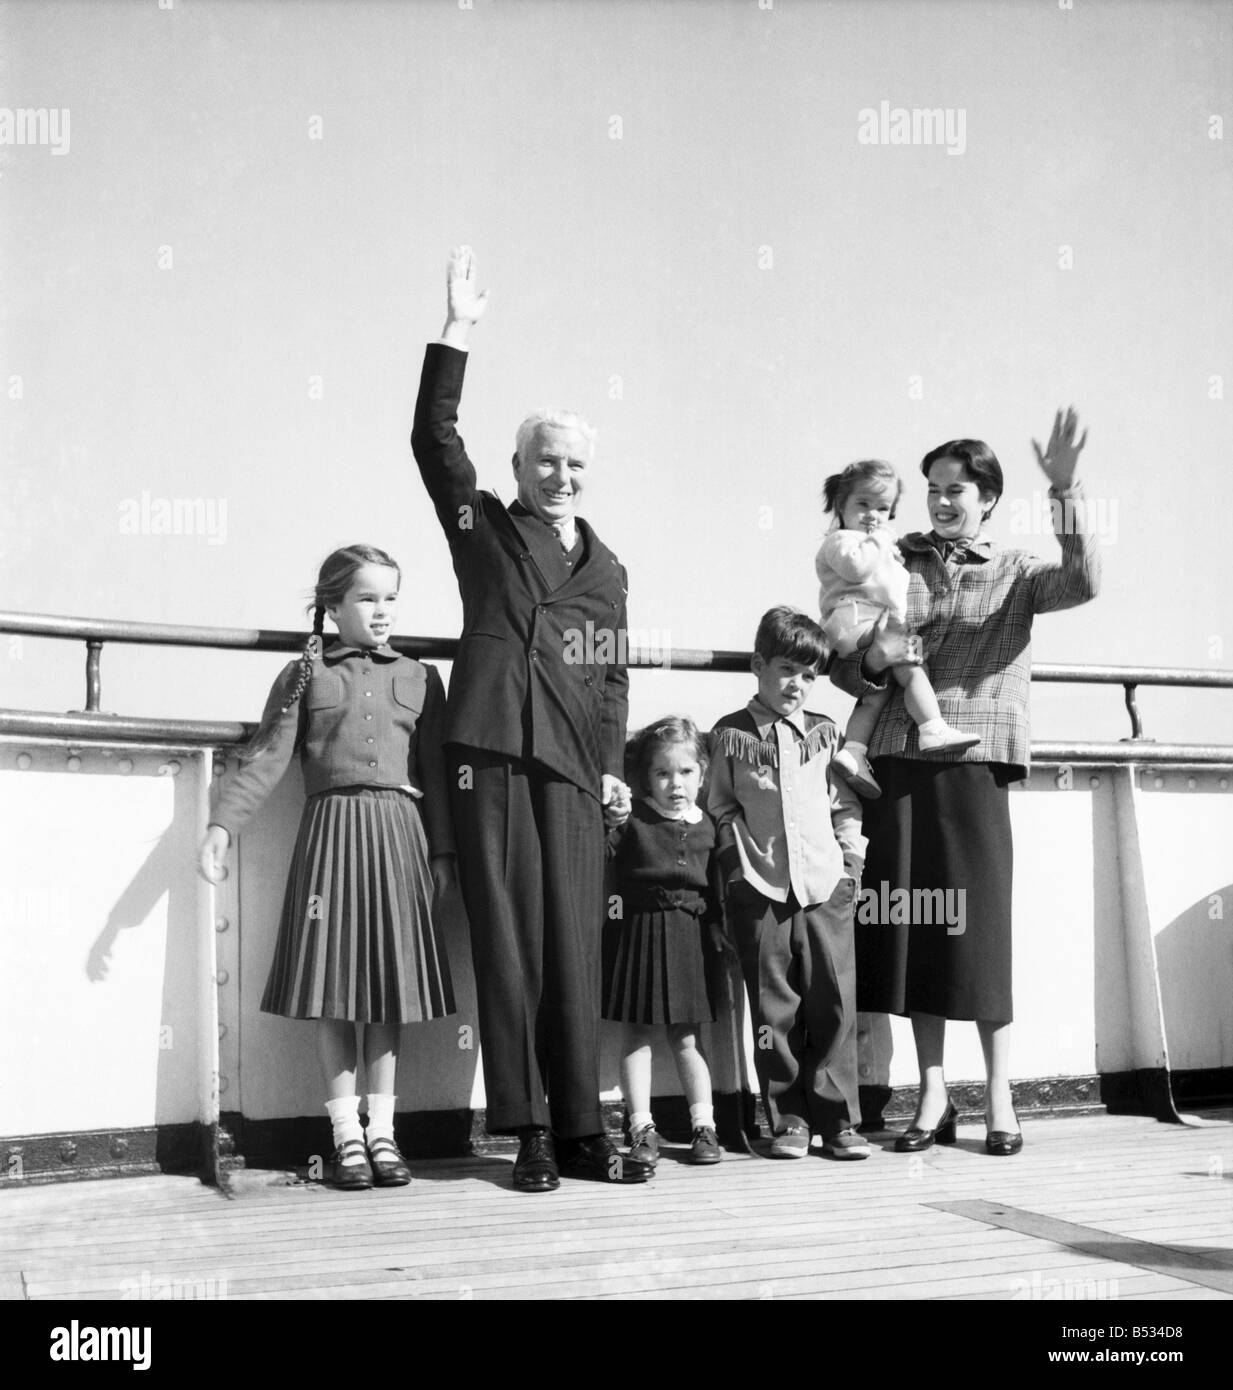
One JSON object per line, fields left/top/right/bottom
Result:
{"left": 411, "top": 342, "right": 629, "bottom": 799}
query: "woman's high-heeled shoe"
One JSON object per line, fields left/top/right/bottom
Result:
{"left": 894, "top": 1098, "right": 958, "bottom": 1153}
{"left": 985, "top": 1109, "right": 1024, "bottom": 1156}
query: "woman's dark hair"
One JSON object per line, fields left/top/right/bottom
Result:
{"left": 753, "top": 606, "right": 828, "bottom": 669}
{"left": 246, "top": 544, "right": 400, "bottom": 758}
{"left": 822, "top": 459, "right": 903, "bottom": 522}
{"left": 626, "top": 715, "right": 708, "bottom": 797}
{"left": 920, "top": 439, "right": 1003, "bottom": 513}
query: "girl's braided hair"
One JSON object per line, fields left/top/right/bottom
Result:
{"left": 245, "top": 544, "right": 401, "bottom": 758}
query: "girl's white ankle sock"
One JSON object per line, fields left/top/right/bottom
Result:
{"left": 629, "top": 1110, "right": 654, "bottom": 1133}
{"left": 325, "top": 1095, "right": 364, "bottom": 1160}
{"left": 365, "top": 1093, "right": 396, "bottom": 1144}
{"left": 689, "top": 1103, "right": 715, "bottom": 1129}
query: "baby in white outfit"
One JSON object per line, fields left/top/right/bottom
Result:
{"left": 817, "top": 459, "right": 979, "bottom": 798}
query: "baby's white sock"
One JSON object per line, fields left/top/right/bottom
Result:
{"left": 690, "top": 1103, "right": 715, "bottom": 1130}
{"left": 629, "top": 1110, "right": 654, "bottom": 1133}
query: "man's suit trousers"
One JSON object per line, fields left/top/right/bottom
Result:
{"left": 448, "top": 745, "right": 605, "bottom": 1138}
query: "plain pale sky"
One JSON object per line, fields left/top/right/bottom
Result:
{"left": 2, "top": 0, "right": 1230, "bottom": 751}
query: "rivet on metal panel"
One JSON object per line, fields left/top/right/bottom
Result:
{"left": 218, "top": 1075, "right": 229, "bottom": 1095}
{"left": 159, "top": 760, "right": 181, "bottom": 777}
{"left": 118, "top": 758, "right": 134, "bottom": 774}
{"left": 215, "top": 917, "right": 229, "bottom": 933}
{"left": 16, "top": 752, "right": 32, "bottom": 770}
{"left": 215, "top": 968, "right": 230, "bottom": 986}
{"left": 212, "top": 759, "right": 227, "bottom": 778}
{"left": 66, "top": 755, "right": 82, "bottom": 771}
{"left": 1089, "top": 775, "right": 1101, "bottom": 789}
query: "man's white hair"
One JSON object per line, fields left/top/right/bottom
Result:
{"left": 514, "top": 410, "right": 597, "bottom": 464}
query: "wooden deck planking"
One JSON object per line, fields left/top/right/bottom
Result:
{"left": 3, "top": 1111, "right": 1230, "bottom": 1301}
{"left": 22, "top": 1230, "right": 1071, "bottom": 1299}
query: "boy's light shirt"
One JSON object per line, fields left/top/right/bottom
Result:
{"left": 707, "top": 694, "right": 866, "bottom": 909}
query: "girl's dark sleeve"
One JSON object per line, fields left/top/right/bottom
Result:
{"left": 209, "top": 662, "right": 301, "bottom": 841}
{"left": 702, "top": 818, "right": 724, "bottom": 927}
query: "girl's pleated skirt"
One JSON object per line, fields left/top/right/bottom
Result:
{"left": 260, "top": 787, "right": 455, "bottom": 1024}
{"left": 602, "top": 907, "right": 717, "bottom": 1026}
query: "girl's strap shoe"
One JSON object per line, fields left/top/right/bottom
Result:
{"left": 330, "top": 1139, "right": 375, "bottom": 1190}
{"left": 367, "top": 1136, "right": 413, "bottom": 1185}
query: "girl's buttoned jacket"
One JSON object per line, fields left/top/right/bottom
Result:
{"left": 209, "top": 644, "right": 453, "bottom": 856}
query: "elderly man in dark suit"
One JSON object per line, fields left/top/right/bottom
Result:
{"left": 412, "top": 248, "right": 652, "bottom": 1190}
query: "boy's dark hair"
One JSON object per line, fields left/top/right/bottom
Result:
{"left": 753, "top": 606, "right": 827, "bottom": 669}
{"left": 920, "top": 438, "right": 1004, "bottom": 512}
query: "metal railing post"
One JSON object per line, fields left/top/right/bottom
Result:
{"left": 85, "top": 640, "right": 103, "bottom": 712}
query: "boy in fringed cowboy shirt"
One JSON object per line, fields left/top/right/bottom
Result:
{"left": 708, "top": 607, "right": 870, "bottom": 1159}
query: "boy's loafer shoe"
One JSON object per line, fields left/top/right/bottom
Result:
{"left": 330, "top": 1140, "right": 374, "bottom": 1190}
{"left": 512, "top": 1127, "right": 560, "bottom": 1192}
{"left": 689, "top": 1125, "right": 723, "bottom": 1164}
{"left": 821, "top": 1127, "right": 872, "bottom": 1160}
{"left": 770, "top": 1126, "right": 811, "bottom": 1159}
{"left": 367, "top": 1136, "right": 413, "bottom": 1186}
{"left": 558, "top": 1133, "right": 653, "bottom": 1183}
{"left": 628, "top": 1123, "right": 660, "bottom": 1167}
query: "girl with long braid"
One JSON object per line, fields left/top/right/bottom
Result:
{"left": 197, "top": 545, "right": 456, "bottom": 1189}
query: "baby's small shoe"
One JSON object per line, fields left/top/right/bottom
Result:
{"left": 834, "top": 746, "right": 882, "bottom": 799}
{"left": 917, "top": 722, "right": 981, "bottom": 754}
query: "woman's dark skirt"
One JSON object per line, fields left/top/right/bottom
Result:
{"left": 856, "top": 759, "right": 1016, "bottom": 1023}
{"left": 260, "top": 787, "right": 455, "bottom": 1024}
{"left": 602, "top": 908, "right": 717, "bottom": 1026}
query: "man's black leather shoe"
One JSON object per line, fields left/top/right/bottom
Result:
{"left": 512, "top": 1127, "right": 559, "bottom": 1192}
{"left": 558, "top": 1133, "right": 653, "bottom": 1183}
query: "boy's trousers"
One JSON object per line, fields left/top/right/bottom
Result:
{"left": 726, "top": 877, "right": 861, "bottom": 1138}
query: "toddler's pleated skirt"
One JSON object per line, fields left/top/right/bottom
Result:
{"left": 260, "top": 787, "right": 455, "bottom": 1024}
{"left": 602, "top": 909, "right": 717, "bottom": 1025}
